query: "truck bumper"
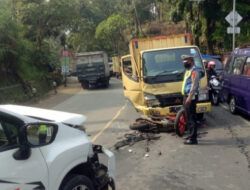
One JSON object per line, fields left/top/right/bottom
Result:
{"left": 135, "top": 102, "right": 211, "bottom": 116}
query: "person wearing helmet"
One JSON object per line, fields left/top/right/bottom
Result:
{"left": 207, "top": 60, "right": 217, "bottom": 80}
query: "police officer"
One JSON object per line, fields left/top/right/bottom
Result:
{"left": 181, "top": 55, "right": 200, "bottom": 145}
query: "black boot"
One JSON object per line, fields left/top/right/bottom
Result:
{"left": 184, "top": 139, "right": 198, "bottom": 145}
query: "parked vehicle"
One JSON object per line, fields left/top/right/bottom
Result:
{"left": 223, "top": 47, "right": 250, "bottom": 115}
{"left": 209, "top": 75, "right": 222, "bottom": 105}
{"left": 0, "top": 105, "right": 115, "bottom": 190}
{"left": 112, "top": 56, "right": 121, "bottom": 78}
{"left": 121, "top": 34, "right": 211, "bottom": 119}
{"left": 75, "top": 51, "right": 110, "bottom": 89}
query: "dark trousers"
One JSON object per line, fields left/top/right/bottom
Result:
{"left": 39, "top": 133, "right": 46, "bottom": 144}
{"left": 183, "top": 96, "right": 198, "bottom": 140}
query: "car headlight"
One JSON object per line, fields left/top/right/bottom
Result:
{"left": 198, "top": 87, "right": 209, "bottom": 101}
{"left": 144, "top": 93, "right": 160, "bottom": 107}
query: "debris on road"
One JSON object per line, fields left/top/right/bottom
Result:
{"left": 114, "top": 131, "right": 161, "bottom": 150}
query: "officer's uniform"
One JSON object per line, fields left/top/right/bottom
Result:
{"left": 182, "top": 62, "right": 200, "bottom": 142}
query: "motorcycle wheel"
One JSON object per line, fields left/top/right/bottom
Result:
{"left": 175, "top": 108, "right": 187, "bottom": 137}
{"left": 212, "top": 93, "right": 219, "bottom": 105}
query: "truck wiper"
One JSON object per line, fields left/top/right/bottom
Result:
{"left": 152, "top": 70, "right": 184, "bottom": 77}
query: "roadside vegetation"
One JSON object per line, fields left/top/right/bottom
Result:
{"left": 0, "top": 0, "right": 249, "bottom": 89}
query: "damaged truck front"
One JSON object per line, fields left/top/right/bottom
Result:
{"left": 121, "top": 34, "right": 211, "bottom": 118}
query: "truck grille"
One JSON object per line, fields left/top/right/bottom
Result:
{"left": 156, "top": 93, "right": 183, "bottom": 107}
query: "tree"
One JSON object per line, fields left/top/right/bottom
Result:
{"left": 95, "top": 14, "right": 129, "bottom": 55}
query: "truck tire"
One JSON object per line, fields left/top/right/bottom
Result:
{"left": 81, "top": 81, "right": 89, "bottom": 89}
{"left": 61, "top": 175, "right": 94, "bottom": 190}
{"left": 103, "top": 80, "right": 109, "bottom": 88}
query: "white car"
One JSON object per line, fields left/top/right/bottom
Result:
{"left": 0, "top": 105, "right": 115, "bottom": 190}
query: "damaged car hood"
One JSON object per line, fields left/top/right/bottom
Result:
{"left": 0, "top": 105, "right": 86, "bottom": 125}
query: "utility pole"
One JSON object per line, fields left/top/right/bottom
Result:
{"left": 232, "top": 0, "right": 236, "bottom": 50}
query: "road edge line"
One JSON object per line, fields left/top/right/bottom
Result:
{"left": 91, "top": 104, "right": 126, "bottom": 143}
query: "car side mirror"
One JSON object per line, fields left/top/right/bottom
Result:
{"left": 13, "top": 123, "right": 58, "bottom": 160}
{"left": 26, "top": 123, "right": 58, "bottom": 146}
{"left": 13, "top": 126, "right": 30, "bottom": 160}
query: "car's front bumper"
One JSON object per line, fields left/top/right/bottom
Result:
{"left": 90, "top": 145, "right": 116, "bottom": 190}
{"left": 135, "top": 101, "right": 212, "bottom": 116}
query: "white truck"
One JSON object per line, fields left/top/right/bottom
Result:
{"left": 0, "top": 105, "right": 115, "bottom": 190}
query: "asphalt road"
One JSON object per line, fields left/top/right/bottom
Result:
{"left": 31, "top": 77, "right": 250, "bottom": 190}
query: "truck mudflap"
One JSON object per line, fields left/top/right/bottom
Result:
{"left": 90, "top": 145, "right": 115, "bottom": 190}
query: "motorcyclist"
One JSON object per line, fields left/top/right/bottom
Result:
{"left": 206, "top": 60, "right": 217, "bottom": 80}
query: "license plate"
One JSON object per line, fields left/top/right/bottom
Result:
{"left": 170, "top": 106, "right": 182, "bottom": 113}
{"left": 198, "top": 107, "right": 207, "bottom": 112}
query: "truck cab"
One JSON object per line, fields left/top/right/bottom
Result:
{"left": 121, "top": 34, "right": 211, "bottom": 117}
{"left": 0, "top": 105, "right": 115, "bottom": 190}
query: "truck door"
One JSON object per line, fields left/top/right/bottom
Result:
{"left": 0, "top": 115, "right": 48, "bottom": 190}
{"left": 121, "top": 55, "right": 143, "bottom": 107}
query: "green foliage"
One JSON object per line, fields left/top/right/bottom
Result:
{"left": 95, "top": 14, "right": 129, "bottom": 55}
{"left": 1, "top": 0, "right": 250, "bottom": 88}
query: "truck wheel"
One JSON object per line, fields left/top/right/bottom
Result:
{"left": 104, "top": 80, "right": 109, "bottom": 88}
{"left": 61, "top": 175, "right": 94, "bottom": 190}
{"left": 81, "top": 81, "right": 89, "bottom": 89}
{"left": 175, "top": 108, "right": 187, "bottom": 137}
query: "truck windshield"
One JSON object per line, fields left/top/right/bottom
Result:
{"left": 142, "top": 47, "right": 204, "bottom": 80}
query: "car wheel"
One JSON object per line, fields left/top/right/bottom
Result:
{"left": 61, "top": 175, "right": 94, "bottom": 190}
{"left": 229, "top": 96, "right": 237, "bottom": 114}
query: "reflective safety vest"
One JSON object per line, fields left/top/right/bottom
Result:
{"left": 182, "top": 67, "right": 199, "bottom": 95}
{"left": 39, "top": 125, "right": 47, "bottom": 134}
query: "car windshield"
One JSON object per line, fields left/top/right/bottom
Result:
{"left": 142, "top": 47, "right": 204, "bottom": 77}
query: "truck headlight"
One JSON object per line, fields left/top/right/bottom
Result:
{"left": 198, "top": 87, "right": 209, "bottom": 101}
{"left": 144, "top": 93, "right": 160, "bottom": 107}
